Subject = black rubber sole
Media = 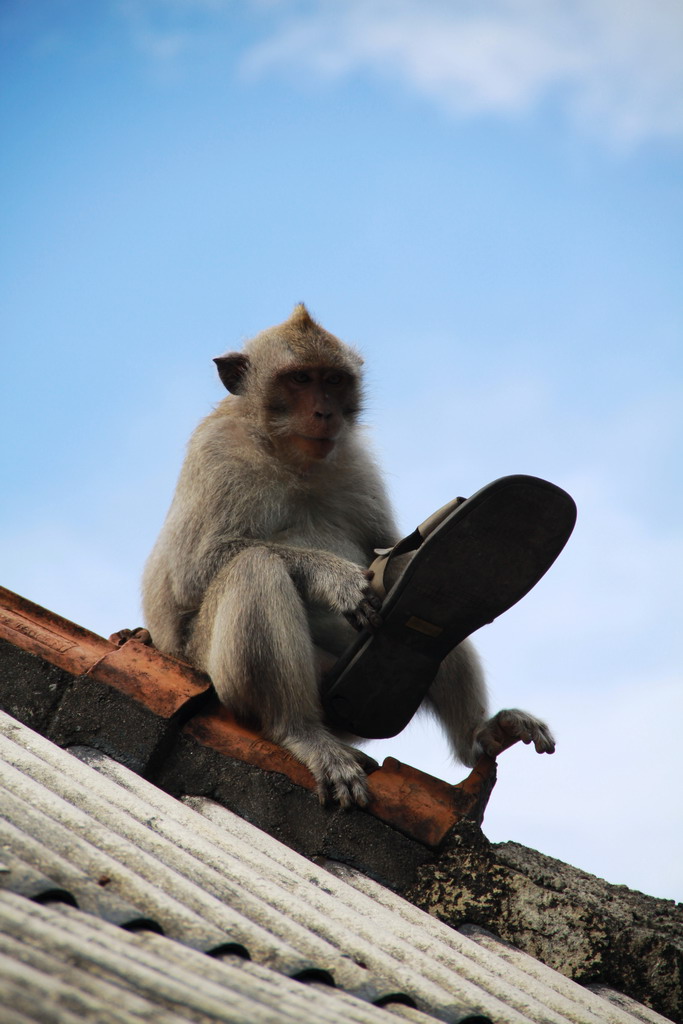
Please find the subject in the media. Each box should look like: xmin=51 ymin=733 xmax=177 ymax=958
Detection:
xmin=321 ymin=474 xmax=577 ymax=739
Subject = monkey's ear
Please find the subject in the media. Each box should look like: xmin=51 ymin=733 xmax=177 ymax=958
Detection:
xmin=214 ymin=352 xmax=250 ymax=394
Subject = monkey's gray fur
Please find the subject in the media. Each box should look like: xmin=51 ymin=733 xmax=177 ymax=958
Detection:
xmin=143 ymin=305 xmax=554 ymax=806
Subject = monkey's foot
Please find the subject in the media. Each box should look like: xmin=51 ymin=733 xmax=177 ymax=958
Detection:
xmin=321 ymin=475 xmax=576 ymax=739
xmin=343 ymin=744 xmax=380 ymax=774
xmin=108 ymin=627 xmax=153 ymax=647
xmin=476 ymin=709 xmax=556 ymax=758
xmin=283 ymin=732 xmax=370 ymax=808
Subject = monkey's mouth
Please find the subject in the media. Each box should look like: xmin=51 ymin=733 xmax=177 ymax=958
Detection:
xmin=294 ymin=436 xmax=337 ymax=458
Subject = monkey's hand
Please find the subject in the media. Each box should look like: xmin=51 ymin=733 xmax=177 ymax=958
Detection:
xmin=344 ymin=573 xmax=383 ymax=632
xmin=475 ymin=709 xmax=556 ymax=757
xmin=304 ymin=556 xmax=382 ymax=631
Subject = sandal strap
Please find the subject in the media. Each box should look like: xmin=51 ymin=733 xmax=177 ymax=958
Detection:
xmin=416 ymin=496 xmax=466 ymax=540
xmin=368 ymin=497 xmax=466 ymax=599
xmin=368 ymin=529 xmax=421 ymax=598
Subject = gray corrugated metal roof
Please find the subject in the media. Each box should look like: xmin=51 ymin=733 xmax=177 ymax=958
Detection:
xmin=186 ymin=799 xmax=674 ymax=1024
xmin=0 ymin=711 xmax=674 ymax=1024
xmin=0 ymin=892 xmax=433 ymax=1024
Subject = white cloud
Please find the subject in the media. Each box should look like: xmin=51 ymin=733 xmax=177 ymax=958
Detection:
xmin=243 ymin=0 xmax=683 ymax=144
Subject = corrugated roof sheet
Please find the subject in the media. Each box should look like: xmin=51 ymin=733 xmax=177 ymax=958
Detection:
xmin=0 ymin=711 xmax=674 ymax=1024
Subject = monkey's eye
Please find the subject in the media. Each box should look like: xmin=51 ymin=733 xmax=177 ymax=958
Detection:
xmin=290 ymin=371 xmax=312 ymax=384
xmin=325 ymin=373 xmax=346 ymax=387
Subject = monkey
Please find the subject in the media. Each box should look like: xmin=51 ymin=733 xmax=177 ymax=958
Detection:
xmin=142 ymin=305 xmax=554 ymax=807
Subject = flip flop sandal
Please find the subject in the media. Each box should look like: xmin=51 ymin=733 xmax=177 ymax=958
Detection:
xmin=321 ymin=474 xmax=577 ymax=739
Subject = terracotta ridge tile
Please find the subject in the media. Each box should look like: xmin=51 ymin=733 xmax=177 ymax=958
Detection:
xmin=0 ymin=587 xmax=210 ymax=718
xmin=0 ymin=586 xmax=498 ymax=846
xmin=183 ymin=702 xmax=497 ymax=847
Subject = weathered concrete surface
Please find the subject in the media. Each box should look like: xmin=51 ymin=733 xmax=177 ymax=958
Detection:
xmin=404 ymin=819 xmax=683 ymax=1023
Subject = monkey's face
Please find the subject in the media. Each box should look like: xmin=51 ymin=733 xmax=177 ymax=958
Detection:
xmin=270 ymin=367 xmax=358 ymax=464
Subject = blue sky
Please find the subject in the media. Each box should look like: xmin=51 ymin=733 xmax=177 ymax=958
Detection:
xmin=2 ymin=0 xmax=682 ymax=902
